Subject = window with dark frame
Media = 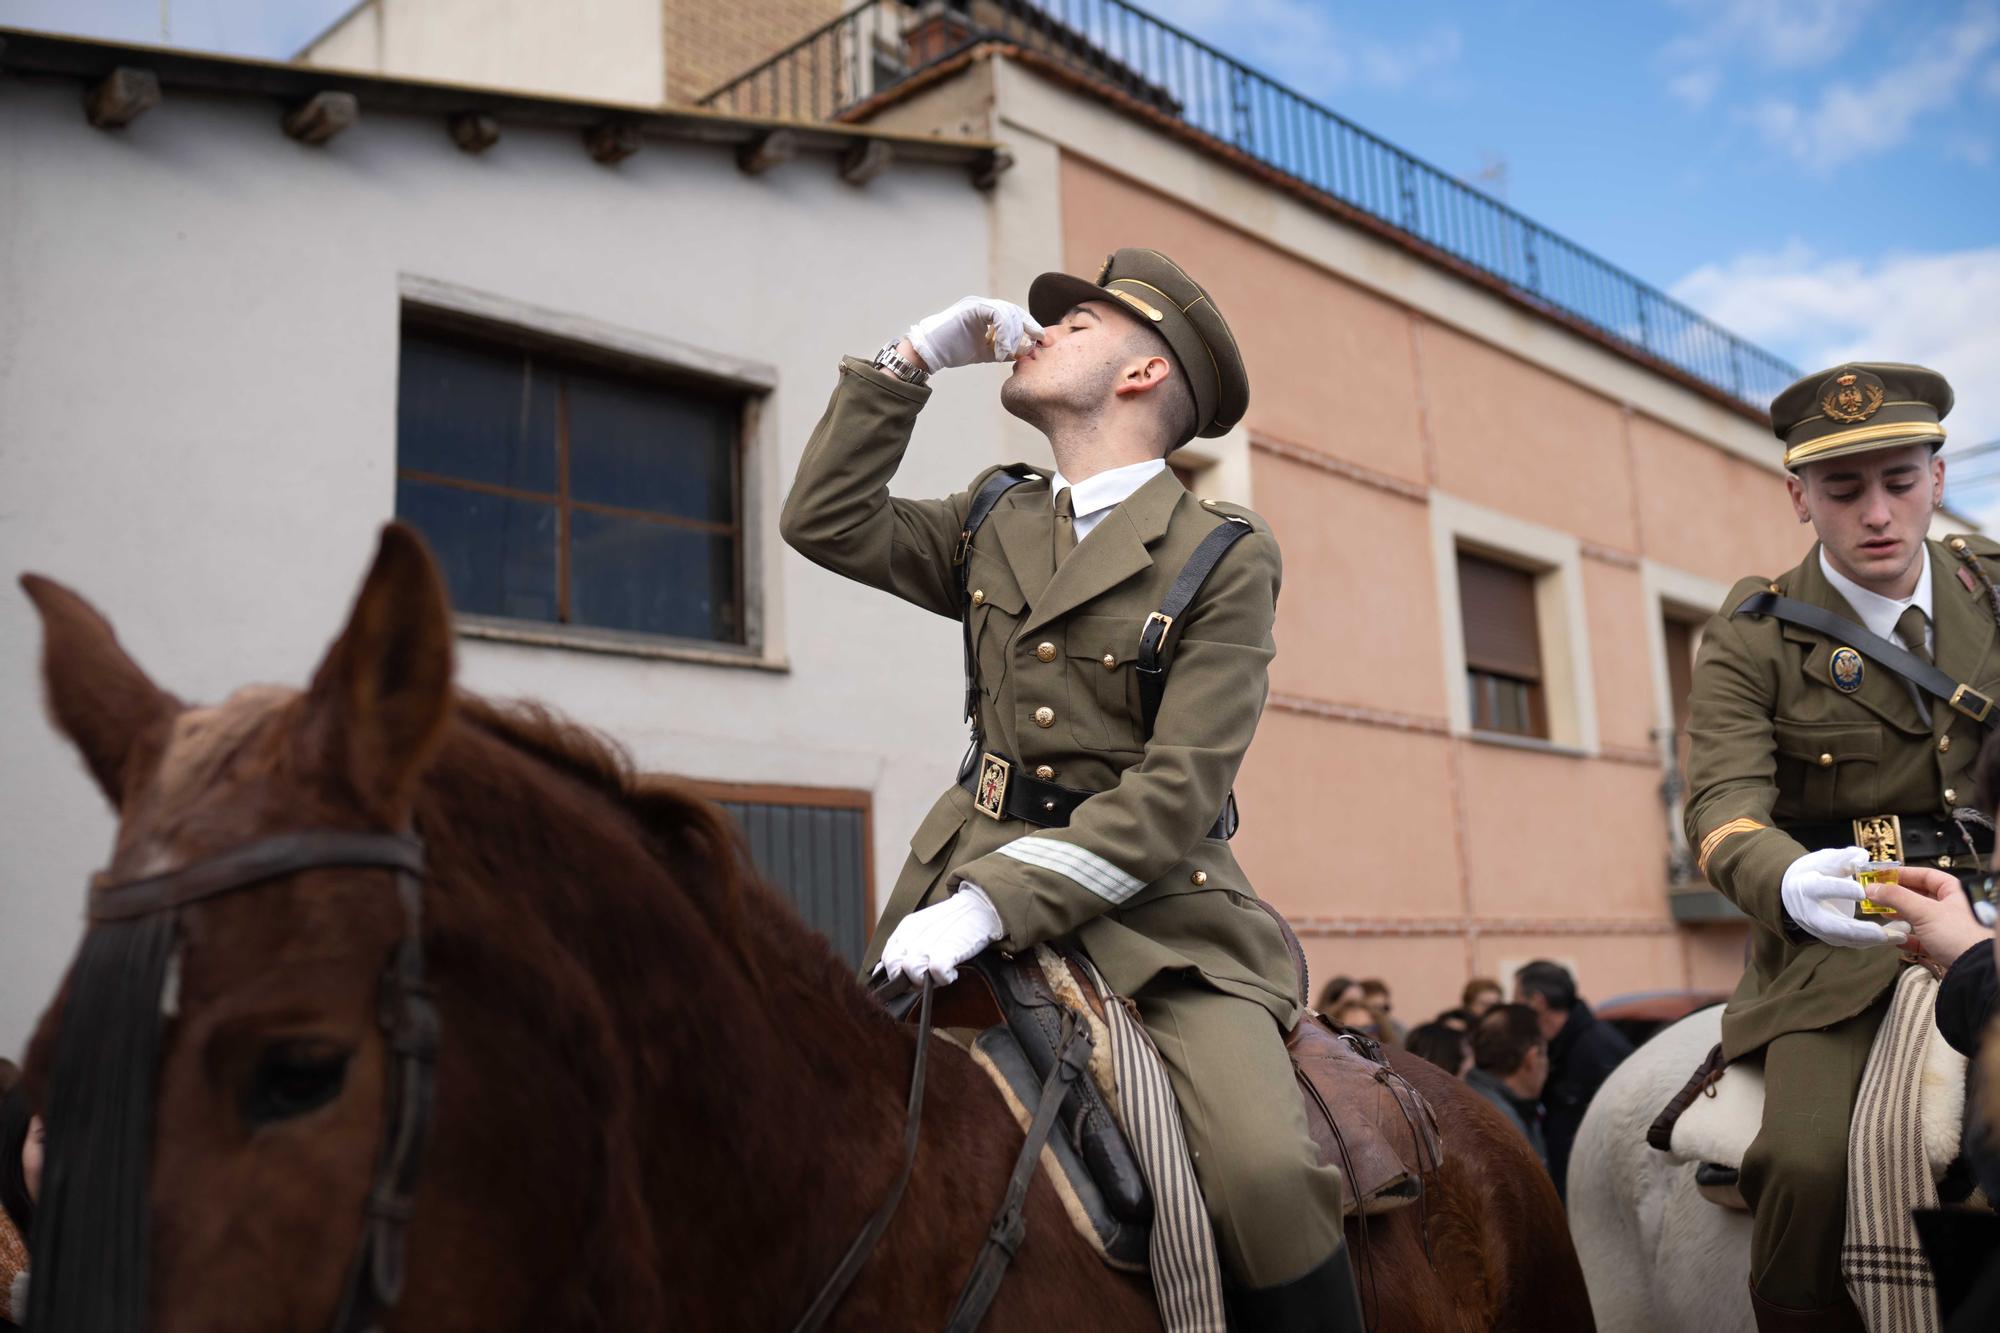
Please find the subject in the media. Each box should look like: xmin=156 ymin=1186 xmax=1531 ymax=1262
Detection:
xmin=1458 ymin=551 xmax=1548 ymax=739
xmin=394 ymin=321 xmax=747 ymax=646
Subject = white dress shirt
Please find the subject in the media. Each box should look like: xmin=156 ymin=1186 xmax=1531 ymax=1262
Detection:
xmin=1819 ymin=546 xmax=1933 ymax=655
xmin=1050 ymin=458 xmax=1169 ymax=543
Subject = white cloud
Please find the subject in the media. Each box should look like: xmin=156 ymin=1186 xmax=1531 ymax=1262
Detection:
xmin=1747 ymin=3 xmax=2000 ymax=159
xmin=1668 ymin=66 xmax=1725 ymax=107
xmin=1141 ymin=0 xmax=1462 ymax=94
xmin=1664 ymin=0 xmax=1881 ymax=71
xmin=1671 ymin=243 xmax=2000 ymax=513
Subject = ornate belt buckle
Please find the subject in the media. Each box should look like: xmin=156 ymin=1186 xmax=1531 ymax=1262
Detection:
xmin=1853 ymin=814 xmax=1904 ymax=863
xmin=973 ymin=752 xmax=1011 ymax=820
xmin=1949 ymin=683 xmax=1993 ymax=722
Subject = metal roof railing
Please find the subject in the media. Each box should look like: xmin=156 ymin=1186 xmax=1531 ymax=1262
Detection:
xmin=701 ymin=0 xmax=1797 ymax=413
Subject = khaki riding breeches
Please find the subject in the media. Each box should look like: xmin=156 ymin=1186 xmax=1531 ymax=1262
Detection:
xmin=1738 ymin=999 xmax=1888 ymax=1310
xmin=1133 ymin=980 xmax=1348 ymax=1290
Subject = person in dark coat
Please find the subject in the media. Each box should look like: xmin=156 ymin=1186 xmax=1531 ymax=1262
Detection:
xmin=1464 ymin=1003 xmax=1551 ymax=1172
xmin=1514 ymin=959 xmax=1632 ymax=1201
xmin=1864 ymin=855 xmax=1998 ymax=1332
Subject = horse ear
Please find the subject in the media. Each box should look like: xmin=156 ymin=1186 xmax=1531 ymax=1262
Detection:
xmin=19 ymin=574 xmax=177 ymax=807
xmin=305 ymin=523 xmax=455 ymax=813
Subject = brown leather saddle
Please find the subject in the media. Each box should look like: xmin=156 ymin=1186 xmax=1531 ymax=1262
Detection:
xmin=899 ymin=902 xmax=1444 ymax=1261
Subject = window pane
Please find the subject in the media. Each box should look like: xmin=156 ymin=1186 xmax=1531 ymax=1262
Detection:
xmin=397 ymin=332 xmax=557 ymax=494
xmin=569 ymin=510 xmax=738 ymax=641
xmin=566 ymin=366 xmax=736 ymax=522
xmin=396 ymin=479 xmax=558 ymax=622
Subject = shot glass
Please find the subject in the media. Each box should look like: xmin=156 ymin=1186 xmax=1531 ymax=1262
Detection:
xmin=1855 ymin=860 xmax=1901 ymax=917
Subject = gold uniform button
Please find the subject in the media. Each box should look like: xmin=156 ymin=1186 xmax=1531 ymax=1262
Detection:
xmin=1035 ymin=642 xmax=1057 ymax=662
xmin=1101 ymin=653 xmax=1117 ymax=670
xmin=1939 ymin=736 xmax=1952 ymax=753
xmin=1190 ymin=870 xmax=1208 ymax=886
xmin=1034 ymin=764 xmax=1055 ymax=780
xmin=1950 ymin=537 xmax=1968 ymax=551
xmin=1945 ymin=788 xmax=1957 ymax=803
xmin=1200 ymin=498 xmax=1218 ymax=509
xmin=1939 ymin=854 xmax=1954 ymax=869
xmin=1818 ymin=753 xmax=1833 ymax=768
xmin=971 ymin=589 xmax=986 ymax=606
xmin=1034 ymin=706 xmax=1056 ymax=728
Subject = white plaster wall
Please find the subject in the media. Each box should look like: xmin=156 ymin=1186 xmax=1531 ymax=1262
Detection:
xmin=0 ymin=79 xmax=1004 ymax=1048
xmin=302 ymin=0 xmax=666 ymax=106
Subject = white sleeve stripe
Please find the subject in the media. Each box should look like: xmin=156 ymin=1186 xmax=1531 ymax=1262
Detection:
xmin=996 ymin=836 xmax=1147 ymax=904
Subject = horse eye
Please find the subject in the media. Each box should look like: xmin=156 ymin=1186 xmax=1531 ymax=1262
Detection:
xmin=244 ymin=1042 xmax=351 ymax=1127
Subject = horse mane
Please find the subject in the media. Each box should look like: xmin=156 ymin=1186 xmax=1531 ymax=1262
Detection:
xmin=441 ymin=695 xmax=887 ymax=1034
xmin=453 ymin=697 xmax=755 ymax=959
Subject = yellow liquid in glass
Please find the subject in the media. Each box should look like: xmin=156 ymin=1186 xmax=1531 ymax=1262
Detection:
xmin=1856 ymin=865 xmax=1899 ymax=917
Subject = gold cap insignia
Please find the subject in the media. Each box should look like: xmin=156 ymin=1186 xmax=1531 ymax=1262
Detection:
xmin=1107 ymin=286 xmax=1165 ymax=321
xmin=1095 ymin=253 xmax=1116 ymax=284
xmin=1820 ymin=369 xmax=1886 ymax=424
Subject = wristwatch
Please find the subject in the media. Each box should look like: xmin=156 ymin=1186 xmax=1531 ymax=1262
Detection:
xmin=873 ymin=339 xmax=931 ymax=386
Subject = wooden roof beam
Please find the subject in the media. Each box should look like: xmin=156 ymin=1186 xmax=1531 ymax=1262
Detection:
xmin=737 ymin=127 xmax=797 ymax=176
xmin=840 ymin=138 xmax=892 ymax=186
xmin=585 ymin=119 xmax=640 ymax=165
xmin=284 ymin=91 xmax=357 ymax=145
xmin=85 ymin=66 xmax=159 ymax=129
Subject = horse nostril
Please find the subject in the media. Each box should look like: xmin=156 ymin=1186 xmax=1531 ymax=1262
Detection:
xmin=244 ymin=1042 xmax=352 ymax=1127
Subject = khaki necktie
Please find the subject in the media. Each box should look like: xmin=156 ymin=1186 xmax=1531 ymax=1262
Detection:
xmin=1896 ymin=604 xmax=1931 ymax=664
xmin=1054 ymin=487 xmax=1076 ymax=561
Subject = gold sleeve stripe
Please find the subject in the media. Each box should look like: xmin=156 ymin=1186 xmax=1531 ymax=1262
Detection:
xmin=1697 ymin=818 xmax=1768 ymax=874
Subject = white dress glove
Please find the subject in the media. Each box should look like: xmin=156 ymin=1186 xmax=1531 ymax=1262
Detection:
xmin=876 ymin=884 xmax=1005 ymax=985
xmin=906 ymin=297 xmax=1046 ymax=371
xmin=1780 ymin=845 xmax=1909 ymax=948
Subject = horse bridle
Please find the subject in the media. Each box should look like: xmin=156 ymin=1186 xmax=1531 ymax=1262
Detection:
xmin=87 ymin=829 xmax=437 ymax=1333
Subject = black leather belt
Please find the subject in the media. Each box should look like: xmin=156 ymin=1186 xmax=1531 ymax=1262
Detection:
xmin=959 ymin=750 xmax=1237 ymax=841
xmin=1782 ymin=813 xmax=1992 ymax=862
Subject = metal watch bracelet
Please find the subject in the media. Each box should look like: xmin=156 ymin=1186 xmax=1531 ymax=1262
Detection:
xmin=873 ymin=339 xmax=930 ymax=386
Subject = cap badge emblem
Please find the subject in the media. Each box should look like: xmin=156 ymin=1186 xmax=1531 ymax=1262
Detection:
xmin=1095 ymin=253 xmax=1116 ymax=284
xmin=1820 ymin=370 xmax=1885 ymax=424
xmin=1830 ymin=646 xmax=1865 ymax=693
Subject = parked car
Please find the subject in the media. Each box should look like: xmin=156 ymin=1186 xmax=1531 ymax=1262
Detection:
xmin=1593 ymin=989 xmax=1728 ymax=1048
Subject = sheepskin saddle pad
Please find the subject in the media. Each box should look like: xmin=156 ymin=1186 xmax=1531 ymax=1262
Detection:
xmin=1646 ymin=969 xmax=1968 ymax=1212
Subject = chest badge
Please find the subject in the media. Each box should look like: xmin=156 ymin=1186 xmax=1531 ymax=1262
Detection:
xmin=1830 ymin=646 xmax=1865 ymax=693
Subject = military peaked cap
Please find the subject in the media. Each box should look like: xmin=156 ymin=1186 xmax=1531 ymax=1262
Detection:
xmin=1771 ymin=361 xmax=1954 ymax=471
xmin=1028 ymin=247 xmax=1249 ymax=439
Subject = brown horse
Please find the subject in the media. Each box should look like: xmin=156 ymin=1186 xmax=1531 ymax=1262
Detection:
xmin=17 ymin=524 xmax=1592 ymax=1332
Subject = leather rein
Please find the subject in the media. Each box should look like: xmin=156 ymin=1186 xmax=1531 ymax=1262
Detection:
xmin=87 ymin=830 xmax=438 ymax=1333
xmin=790 ymin=977 xmax=1089 ymax=1333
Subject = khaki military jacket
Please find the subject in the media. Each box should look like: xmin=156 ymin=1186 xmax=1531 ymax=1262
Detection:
xmin=1685 ymin=536 xmax=2000 ymax=1059
xmin=780 ymin=356 xmax=1299 ymax=1026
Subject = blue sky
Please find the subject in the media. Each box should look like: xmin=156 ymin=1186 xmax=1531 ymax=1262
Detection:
xmin=7 ymin=0 xmax=1996 ymax=482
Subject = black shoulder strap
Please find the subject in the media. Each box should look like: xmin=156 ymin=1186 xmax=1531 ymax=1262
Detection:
xmin=1136 ymin=515 xmax=1255 ymax=738
xmin=1732 ymin=590 xmax=1995 ymax=725
xmin=957 ymin=466 xmax=1039 ymax=726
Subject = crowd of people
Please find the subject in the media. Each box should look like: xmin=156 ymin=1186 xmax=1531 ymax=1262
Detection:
xmin=1315 ymin=961 xmax=1633 ymax=1198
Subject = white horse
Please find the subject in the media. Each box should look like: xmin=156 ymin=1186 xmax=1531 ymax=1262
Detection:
xmin=1566 ymin=1005 xmax=1755 ymax=1333
xmin=1569 ymin=998 xmax=1966 ymax=1333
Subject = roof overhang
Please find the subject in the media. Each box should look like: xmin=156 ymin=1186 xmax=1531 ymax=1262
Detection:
xmin=0 ymin=26 xmax=1009 ymax=184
